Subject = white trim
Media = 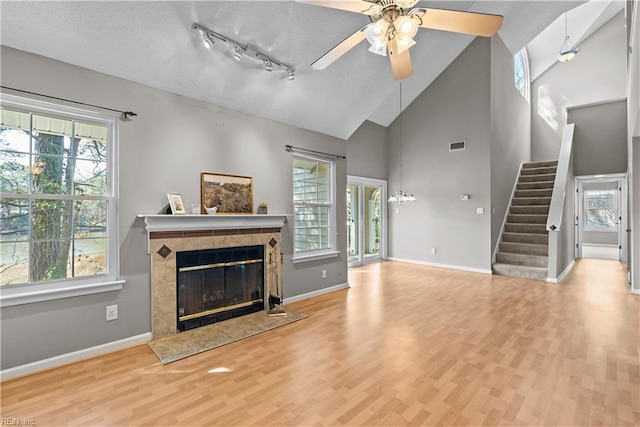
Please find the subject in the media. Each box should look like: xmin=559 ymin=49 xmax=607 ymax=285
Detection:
xmin=347 ymin=175 xmax=388 ymax=266
xmin=283 ymin=282 xmax=349 ymax=304
xmin=565 ymin=97 xmax=627 ymax=113
xmin=0 ymin=333 xmax=151 ymax=381
xmin=0 ymin=279 xmax=125 ymax=308
xmin=291 ymin=250 xmax=340 ymax=264
xmin=546 ymin=259 xmax=575 ymax=284
xmin=138 ymin=214 xmax=287 ymax=232
xmin=631 ymin=289 xmax=640 ymax=296
xmin=387 ymin=257 xmax=492 ymax=275
xmin=493 ymin=162 xmax=524 ymax=264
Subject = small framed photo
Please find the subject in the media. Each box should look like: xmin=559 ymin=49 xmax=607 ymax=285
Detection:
xmin=167 ymin=193 xmax=186 ymax=215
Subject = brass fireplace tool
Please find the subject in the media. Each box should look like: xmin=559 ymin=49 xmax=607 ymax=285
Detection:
xmin=267 ymin=247 xmax=286 ymax=317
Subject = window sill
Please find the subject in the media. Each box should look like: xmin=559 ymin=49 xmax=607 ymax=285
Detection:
xmin=0 ymin=279 xmax=125 ymax=307
xmin=291 ymin=250 xmax=340 ymax=264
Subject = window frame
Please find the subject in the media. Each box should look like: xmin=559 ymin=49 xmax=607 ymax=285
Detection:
xmin=291 ymin=152 xmax=339 ymax=264
xmin=514 ymin=48 xmax=530 ymax=102
xmin=583 ymin=189 xmax=618 ymax=232
xmin=0 ymin=94 xmax=123 ymax=307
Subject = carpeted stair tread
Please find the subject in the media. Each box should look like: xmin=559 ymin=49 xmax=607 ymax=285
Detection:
xmin=507 ymin=214 xmax=547 ymax=224
xmin=517 ymin=181 xmax=555 ymax=190
xmin=510 ymin=205 xmax=550 ymax=215
xmin=499 ymin=242 xmax=548 ymax=256
xmin=496 ymin=252 xmax=548 ymax=268
xmin=520 ymin=166 xmax=557 ymax=175
xmin=512 ymin=197 xmax=552 ymax=206
xmin=492 ymin=263 xmax=548 ymax=281
xmin=523 ymin=160 xmax=558 ymax=168
xmin=505 ymin=223 xmax=547 ymax=234
xmin=519 ymin=173 xmax=556 ymax=183
xmin=502 ymin=232 xmax=549 ymax=245
xmin=515 ymin=189 xmax=553 ymax=198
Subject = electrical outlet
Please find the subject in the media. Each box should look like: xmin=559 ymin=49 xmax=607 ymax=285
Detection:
xmin=322 ymin=269 xmax=327 ymax=279
xmin=106 ymin=304 xmax=118 ymax=321
xmin=431 ymin=248 xmax=437 ymax=255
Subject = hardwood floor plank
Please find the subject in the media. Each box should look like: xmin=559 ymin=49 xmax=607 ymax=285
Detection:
xmin=1 ymin=259 xmax=638 ymax=426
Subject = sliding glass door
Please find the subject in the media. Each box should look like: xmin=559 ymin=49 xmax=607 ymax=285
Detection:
xmin=347 ymin=176 xmax=387 ymax=266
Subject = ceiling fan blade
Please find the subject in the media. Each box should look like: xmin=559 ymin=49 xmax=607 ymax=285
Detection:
xmin=311 ymin=26 xmax=367 ymax=70
xmin=387 ymin=38 xmax=413 ymax=80
xmin=296 ymin=0 xmax=378 ymax=15
xmin=416 ymin=8 xmax=503 ymax=37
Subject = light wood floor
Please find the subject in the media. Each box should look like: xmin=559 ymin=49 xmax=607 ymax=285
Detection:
xmin=1 ymin=259 xmax=638 ymax=426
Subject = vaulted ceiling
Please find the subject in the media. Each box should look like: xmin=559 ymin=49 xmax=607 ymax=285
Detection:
xmin=1 ymin=1 xmax=604 ymax=139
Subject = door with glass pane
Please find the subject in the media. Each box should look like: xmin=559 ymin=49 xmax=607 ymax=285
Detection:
xmin=347 ymin=176 xmax=386 ymax=266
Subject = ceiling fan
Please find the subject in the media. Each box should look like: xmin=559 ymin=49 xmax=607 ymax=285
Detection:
xmin=297 ymin=0 xmax=504 ymax=80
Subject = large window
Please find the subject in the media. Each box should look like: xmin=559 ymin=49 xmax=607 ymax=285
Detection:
xmin=0 ymin=96 xmax=118 ymax=294
xmin=514 ymin=48 xmax=530 ymax=102
xmin=292 ymin=154 xmax=336 ymax=261
xmin=584 ymin=189 xmax=618 ymax=231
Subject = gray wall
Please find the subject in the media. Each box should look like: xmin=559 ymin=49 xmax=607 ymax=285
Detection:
xmin=346 ymin=120 xmax=388 ymax=179
xmin=531 ymin=12 xmax=627 ymax=162
xmin=568 ymin=100 xmax=628 ymax=176
xmin=490 ymin=35 xmax=532 ymax=254
xmin=0 ymin=45 xmax=367 ymax=369
xmin=387 ymin=37 xmax=492 ymax=271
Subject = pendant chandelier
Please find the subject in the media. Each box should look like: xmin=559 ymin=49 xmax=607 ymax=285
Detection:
xmin=388 ymin=83 xmax=416 ymax=205
xmin=557 ymin=12 xmax=579 ymax=63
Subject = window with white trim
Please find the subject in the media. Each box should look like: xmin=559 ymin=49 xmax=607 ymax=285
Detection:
xmin=584 ymin=189 xmax=617 ymax=231
xmin=292 ymin=154 xmax=336 ymax=259
xmin=0 ymin=97 xmax=118 ymax=290
xmin=514 ymin=48 xmax=530 ymax=102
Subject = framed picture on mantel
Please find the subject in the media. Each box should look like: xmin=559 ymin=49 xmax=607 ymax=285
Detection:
xmin=167 ymin=193 xmax=186 ymax=215
xmin=200 ymin=172 xmax=254 ymax=214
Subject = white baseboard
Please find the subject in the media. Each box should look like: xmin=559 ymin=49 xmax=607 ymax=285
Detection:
xmin=284 ymin=282 xmax=350 ymax=304
xmin=387 ymin=257 xmax=492 ymax=275
xmin=631 ymin=288 xmax=640 ymax=296
xmin=546 ymin=259 xmax=576 ymax=284
xmin=0 ymin=333 xmax=152 ymax=381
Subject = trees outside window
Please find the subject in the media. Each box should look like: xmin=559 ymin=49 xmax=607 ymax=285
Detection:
xmin=1 ymin=104 xmax=114 ymax=287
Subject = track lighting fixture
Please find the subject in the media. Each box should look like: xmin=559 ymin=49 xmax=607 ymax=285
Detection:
xmin=193 ymin=23 xmax=296 ymax=81
xmin=233 ymin=45 xmax=244 ymax=61
xmin=202 ymin=34 xmax=214 ymax=49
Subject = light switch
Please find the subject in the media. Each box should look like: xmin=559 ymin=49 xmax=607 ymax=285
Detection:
xmin=477 ymin=208 xmax=484 ymax=214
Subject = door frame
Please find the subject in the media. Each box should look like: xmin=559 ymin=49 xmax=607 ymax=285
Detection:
xmin=575 ymin=173 xmax=628 ymax=261
xmin=347 ymin=175 xmax=387 ymax=267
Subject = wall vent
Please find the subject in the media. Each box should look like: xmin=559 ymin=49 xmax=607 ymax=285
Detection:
xmin=449 ymin=140 xmax=466 ymax=152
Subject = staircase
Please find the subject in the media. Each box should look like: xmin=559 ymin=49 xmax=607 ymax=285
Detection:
xmin=492 ymin=160 xmax=558 ymax=281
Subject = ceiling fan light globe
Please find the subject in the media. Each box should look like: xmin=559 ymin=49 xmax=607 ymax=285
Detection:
xmin=395 ymin=36 xmax=416 ymax=54
xmin=396 ymin=16 xmax=419 ymax=39
xmin=366 ymin=20 xmax=389 ymax=46
xmin=368 ymin=44 xmax=387 ymax=56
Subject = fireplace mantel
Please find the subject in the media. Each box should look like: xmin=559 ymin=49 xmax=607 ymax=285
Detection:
xmin=137 ymin=214 xmax=287 ymax=232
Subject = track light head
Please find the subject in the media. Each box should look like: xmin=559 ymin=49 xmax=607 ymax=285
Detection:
xmin=233 ymin=45 xmax=244 ymax=61
xmin=287 ymin=69 xmax=295 ymax=80
xmin=264 ymin=59 xmax=274 ymax=72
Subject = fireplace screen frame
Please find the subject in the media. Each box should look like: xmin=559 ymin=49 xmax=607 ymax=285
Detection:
xmin=176 ymin=245 xmax=265 ymax=331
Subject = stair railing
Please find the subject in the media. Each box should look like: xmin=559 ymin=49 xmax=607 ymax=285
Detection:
xmin=546 ymin=124 xmax=575 ymax=232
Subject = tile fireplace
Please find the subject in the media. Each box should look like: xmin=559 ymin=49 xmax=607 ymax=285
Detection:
xmin=139 ymin=214 xmax=287 ymax=339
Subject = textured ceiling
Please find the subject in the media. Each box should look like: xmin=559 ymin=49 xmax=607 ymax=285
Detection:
xmin=0 ymin=1 xmax=590 ymax=139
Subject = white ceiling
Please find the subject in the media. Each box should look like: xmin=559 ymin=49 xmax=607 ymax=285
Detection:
xmin=1 ymin=0 xmax=605 ymax=140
